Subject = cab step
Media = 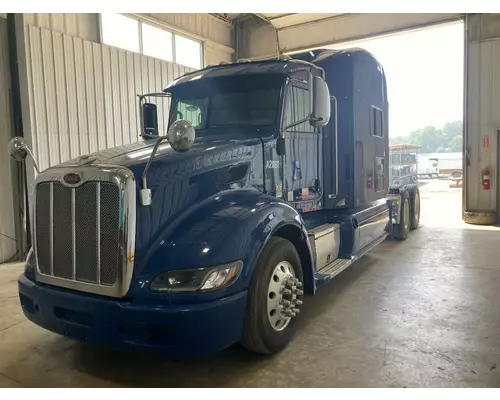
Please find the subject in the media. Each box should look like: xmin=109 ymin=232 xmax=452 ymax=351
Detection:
xmin=316 ymin=257 xmax=354 ymax=280
xmin=313 ymin=232 xmax=388 ymax=287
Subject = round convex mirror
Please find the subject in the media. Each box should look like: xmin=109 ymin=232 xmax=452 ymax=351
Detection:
xmin=167 ymin=120 xmax=195 ymax=152
xmin=8 ymin=137 xmax=28 ymax=161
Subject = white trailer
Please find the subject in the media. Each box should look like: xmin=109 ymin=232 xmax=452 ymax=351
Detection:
xmin=418 ymin=156 xmax=439 ymax=179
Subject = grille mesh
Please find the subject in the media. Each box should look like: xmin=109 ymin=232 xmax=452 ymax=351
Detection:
xmin=53 ymin=184 xmax=73 ymax=279
xmin=35 ymin=184 xmax=51 ymax=275
xmin=99 ymin=184 xmax=120 ymax=285
xmin=75 ymin=183 xmax=99 ymax=283
xmin=35 ymin=180 xmax=121 ymax=287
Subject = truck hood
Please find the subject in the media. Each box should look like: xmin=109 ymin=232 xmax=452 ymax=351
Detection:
xmin=53 ymin=136 xmax=266 ymax=257
xmin=56 ymin=137 xmax=257 ymax=169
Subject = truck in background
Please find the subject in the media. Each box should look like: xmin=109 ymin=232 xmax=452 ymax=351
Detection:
xmin=418 ymin=155 xmax=439 ymax=179
xmin=9 ymin=48 xmax=421 ymax=357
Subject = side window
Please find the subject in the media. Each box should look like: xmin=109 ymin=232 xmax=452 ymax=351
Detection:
xmin=371 ymin=106 xmax=384 ymax=138
xmin=283 ymin=86 xmax=314 ymax=133
xmin=375 ymin=157 xmax=385 ymax=192
xmin=173 ymin=99 xmax=207 ymax=130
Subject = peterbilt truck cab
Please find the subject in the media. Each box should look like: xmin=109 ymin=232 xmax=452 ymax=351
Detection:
xmin=10 ymin=48 xmax=420 ymax=357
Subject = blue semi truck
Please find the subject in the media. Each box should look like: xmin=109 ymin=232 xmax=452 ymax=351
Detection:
xmin=9 ymin=48 xmax=420 ymax=356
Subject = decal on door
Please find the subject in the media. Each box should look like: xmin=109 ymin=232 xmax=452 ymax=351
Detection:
xmin=266 ymin=160 xmax=280 ymax=169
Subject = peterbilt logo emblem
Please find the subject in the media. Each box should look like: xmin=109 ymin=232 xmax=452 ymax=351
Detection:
xmin=63 ymin=173 xmax=81 ymax=185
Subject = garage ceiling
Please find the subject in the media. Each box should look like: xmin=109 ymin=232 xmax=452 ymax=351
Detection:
xmin=226 ymin=13 xmax=347 ymax=30
xmin=233 ymin=13 xmax=464 ymax=60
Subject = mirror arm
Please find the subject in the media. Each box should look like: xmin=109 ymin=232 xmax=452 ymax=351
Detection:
xmin=140 ymin=136 xmax=168 ymax=206
xmin=277 ymin=115 xmax=312 ymax=156
xmin=310 ymin=116 xmax=324 ymax=124
xmin=24 ymin=146 xmax=40 ymax=174
xmin=281 ymin=115 xmax=313 ymax=137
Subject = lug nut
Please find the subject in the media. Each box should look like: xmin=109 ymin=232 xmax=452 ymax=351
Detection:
xmin=296 ymin=299 xmax=303 ymax=306
xmin=292 ymin=308 xmax=300 ymax=314
xmin=281 ymin=288 xmax=292 ymax=295
xmin=295 ymin=289 xmax=304 ymax=296
xmin=280 ymin=299 xmax=291 ymax=306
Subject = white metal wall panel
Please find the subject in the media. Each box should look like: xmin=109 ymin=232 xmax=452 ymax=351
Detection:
xmin=25 ymin=24 xmax=195 ymax=172
xmin=466 ymin=39 xmax=500 ymax=212
xmin=205 ymin=42 xmax=233 ymax=65
xmin=142 ymin=13 xmax=232 ymax=48
xmin=0 ymin=18 xmax=18 ymax=263
xmin=23 ymin=13 xmax=99 ymax=42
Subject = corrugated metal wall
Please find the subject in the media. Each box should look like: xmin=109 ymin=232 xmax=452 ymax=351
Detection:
xmin=143 ymin=13 xmax=232 ymax=49
xmin=205 ymin=42 xmax=233 ymax=65
xmin=464 ymin=15 xmax=500 ymax=219
xmin=466 ymin=38 xmax=500 ymax=213
xmin=25 ymin=24 xmax=194 ymax=172
xmin=23 ymin=13 xmax=99 ymax=42
xmin=0 ymin=18 xmax=18 ymax=263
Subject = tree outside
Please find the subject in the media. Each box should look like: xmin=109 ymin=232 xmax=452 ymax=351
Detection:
xmin=390 ymin=120 xmax=462 ymax=154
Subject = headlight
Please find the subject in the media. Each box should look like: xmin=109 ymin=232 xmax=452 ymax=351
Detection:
xmin=150 ymin=261 xmax=243 ymax=293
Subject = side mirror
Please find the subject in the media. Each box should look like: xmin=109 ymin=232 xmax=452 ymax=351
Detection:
xmin=276 ymin=136 xmax=286 ymax=156
xmin=167 ymin=119 xmax=195 ymax=153
xmin=8 ymin=137 xmax=28 ymax=161
xmin=311 ymin=76 xmax=331 ymax=128
xmin=8 ymin=136 xmax=40 ymax=173
xmin=142 ymin=103 xmax=159 ymax=137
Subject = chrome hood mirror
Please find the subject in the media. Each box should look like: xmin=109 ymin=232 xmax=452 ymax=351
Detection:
xmin=8 ymin=136 xmax=40 ymax=173
xmin=167 ymin=119 xmax=195 ymax=152
xmin=8 ymin=137 xmax=28 ymax=161
xmin=140 ymin=119 xmax=195 ymax=207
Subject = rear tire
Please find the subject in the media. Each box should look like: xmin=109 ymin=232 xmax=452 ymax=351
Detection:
xmin=240 ymin=237 xmax=304 ymax=355
xmin=407 ymin=185 xmax=420 ymax=230
xmin=393 ymin=190 xmax=410 ymax=240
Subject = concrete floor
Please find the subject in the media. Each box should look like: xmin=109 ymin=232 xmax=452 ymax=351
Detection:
xmin=1 ymin=180 xmax=500 ymax=387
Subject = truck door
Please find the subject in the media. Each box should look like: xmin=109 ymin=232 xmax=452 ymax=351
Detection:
xmin=282 ymin=71 xmax=322 ymax=209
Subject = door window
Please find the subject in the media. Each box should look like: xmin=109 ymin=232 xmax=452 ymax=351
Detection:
xmin=283 ymin=85 xmax=314 ymax=133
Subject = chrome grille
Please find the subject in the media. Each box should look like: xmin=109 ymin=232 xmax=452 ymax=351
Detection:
xmin=35 ymin=181 xmax=121 ymax=287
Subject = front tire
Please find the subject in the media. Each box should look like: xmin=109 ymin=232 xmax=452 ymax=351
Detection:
xmin=240 ymin=237 xmax=304 ymax=355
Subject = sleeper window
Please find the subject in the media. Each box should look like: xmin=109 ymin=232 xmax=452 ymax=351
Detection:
xmin=371 ymin=106 xmax=384 ymax=138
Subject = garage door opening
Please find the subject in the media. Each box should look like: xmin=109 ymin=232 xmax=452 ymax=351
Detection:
xmin=331 ymin=22 xmax=465 ymax=228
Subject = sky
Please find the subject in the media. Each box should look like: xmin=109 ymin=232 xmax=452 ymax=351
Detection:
xmin=331 ymin=22 xmax=464 ymax=138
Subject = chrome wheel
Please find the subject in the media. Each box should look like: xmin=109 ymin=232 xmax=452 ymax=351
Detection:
xmin=267 ymin=261 xmax=303 ymax=332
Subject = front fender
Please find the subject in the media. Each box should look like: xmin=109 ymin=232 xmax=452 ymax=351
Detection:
xmin=130 ymin=189 xmax=313 ymax=300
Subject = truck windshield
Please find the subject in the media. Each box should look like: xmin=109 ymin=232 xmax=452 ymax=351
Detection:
xmin=167 ymin=74 xmax=284 ymax=134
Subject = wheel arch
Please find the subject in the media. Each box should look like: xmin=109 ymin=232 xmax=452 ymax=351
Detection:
xmin=271 ymin=224 xmax=315 ymax=295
